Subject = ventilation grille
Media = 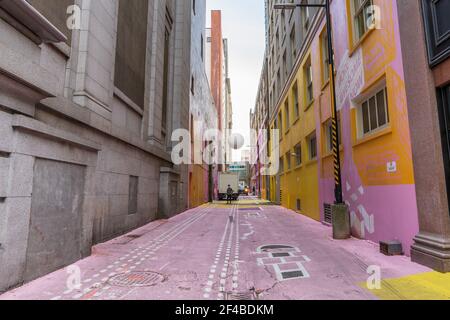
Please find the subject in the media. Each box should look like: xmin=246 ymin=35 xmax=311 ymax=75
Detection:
xmin=225 ymin=291 xmax=258 ymax=300
xmin=324 ymin=203 xmax=332 ymax=224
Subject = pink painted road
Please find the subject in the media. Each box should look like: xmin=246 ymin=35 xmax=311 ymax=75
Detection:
xmin=0 ymin=198 xmax=429 ymax=300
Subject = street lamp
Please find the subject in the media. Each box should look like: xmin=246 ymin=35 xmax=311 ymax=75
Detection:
xmin=274 ymin=0 xmax=343 ymax=205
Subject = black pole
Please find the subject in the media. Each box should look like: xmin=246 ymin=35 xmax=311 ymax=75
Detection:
xmin=325 ymin=0 xmax=343 ymax=204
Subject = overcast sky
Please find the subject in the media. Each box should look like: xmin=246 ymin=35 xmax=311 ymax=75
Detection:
xmin=206 ymin=0 xmax=266 ymax=161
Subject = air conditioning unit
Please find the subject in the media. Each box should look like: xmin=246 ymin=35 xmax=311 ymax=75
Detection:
xmin=380 ymin=241 xmax=403 ymax=256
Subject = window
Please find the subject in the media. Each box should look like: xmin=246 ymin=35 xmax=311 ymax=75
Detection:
xmin=190 ymin=115 xmax=195 ymax=144
xmin=321 ymin=30 xmax=330 ymax=84
xmin=359 ymin=87 xmax=389 ymax=137
xmin=193 ymin=0 xmax=196 ymax=15
xmin=290 ymin=27 xmax=297 ymax=59
xmin=301 ymin=0 xmax=310 ymax=33
xmin=271 ymin=47 xmax=275 ymax=73
xmin=191 ymin=76 xmax=195 ymax=95
xmin=278 ymin=112 xmax=283 ymax=137
xmin=128 ymin=176 xmax=139 ymax=215
xmin=279 ymin=156 xmax=284 ymax=173
xmin=293 ymin=82 xmax=299 ymax=119
xmin=286 ymin=152 xmax=292 ymax=170
xmin=284 ymin=100 xmax=290 ymax=130
xmin=276 ymin=30 xmax=280 ymax=49
xmin=294 ymin=143 xmax=302 ymax=166
xmin=162 ymin=27 xmax=171 ymax=139
xmin=304 ymin=58 xmax=313 ymax=105
xmin=115 ymin=0 xmax=149 ymax=108
xmin=201 ymin=34 xmax=204 ymax=61
xmin=277 ymin=70 xmax=281 ymax=97
xmin=437 ymin=85 xmax=450 ymax=214
xmin=308 ymin=133 xmax=317 ymax=160
xmin=352 ymin=0 xmax=374 ymax=43
xmin=422 ymin=0 xmax=450 ymax=66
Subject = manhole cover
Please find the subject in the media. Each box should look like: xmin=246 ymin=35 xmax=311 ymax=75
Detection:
xmin=108 ymin=271 xmax=165 ymax=287
xmin=225 ymin=291 xmax=258 ymax=300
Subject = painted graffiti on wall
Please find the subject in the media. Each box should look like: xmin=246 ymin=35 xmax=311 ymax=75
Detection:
xmin=336 ymin=48 xmax=364 ymax=111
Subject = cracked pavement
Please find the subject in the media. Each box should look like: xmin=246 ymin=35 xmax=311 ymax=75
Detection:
xmin=0 ymin=198 xmax=430 ymax=300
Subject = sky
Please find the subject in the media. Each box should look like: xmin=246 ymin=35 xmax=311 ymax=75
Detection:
xmin=206 ymin=0 xmax=266 ymax=161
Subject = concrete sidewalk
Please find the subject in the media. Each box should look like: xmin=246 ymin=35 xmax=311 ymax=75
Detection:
xmin=1 ymin=200 xmax=448 ymax=300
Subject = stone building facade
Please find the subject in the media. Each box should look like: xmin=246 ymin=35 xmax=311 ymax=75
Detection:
xmin=189 ymin=0 xmax=218 ymax=207
xmin=0 ymin=0 xmax=193 ymax=291
xmin=206 ymin=11 xmax=232 ymax=172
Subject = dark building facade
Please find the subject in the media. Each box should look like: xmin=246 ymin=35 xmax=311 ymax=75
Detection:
xmin=398 ymin=0 xmax=450 ymax=272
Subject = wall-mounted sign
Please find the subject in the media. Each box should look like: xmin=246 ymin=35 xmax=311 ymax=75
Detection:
xmin=387 ymin=161 xmax=397 ymax=173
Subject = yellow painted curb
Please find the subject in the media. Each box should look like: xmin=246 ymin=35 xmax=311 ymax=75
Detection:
xmin=361 ymin=272 xmax=450 ymax=300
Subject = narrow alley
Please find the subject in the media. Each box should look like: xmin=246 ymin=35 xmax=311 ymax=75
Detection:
xmin=2 ymin=198 xmax=447 ymax=301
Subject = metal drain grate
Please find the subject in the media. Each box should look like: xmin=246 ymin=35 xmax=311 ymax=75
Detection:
xmin=108 ymin=271 xmax=165 ymax=287
xmin=272 ymin=252 xmax=290 ymax=258
xmin=225 ymin=291 xmax=258 ymax=300
xmin=281 ymin=271 xmax=305 ymax=279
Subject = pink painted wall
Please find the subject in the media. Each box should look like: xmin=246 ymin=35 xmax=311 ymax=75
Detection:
xmin=318 ymin=0 xmax=419 ymax=255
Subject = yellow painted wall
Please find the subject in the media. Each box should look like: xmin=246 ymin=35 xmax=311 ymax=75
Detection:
xmin=340 ymin=0 xmax=415 ymax=187
xmin=189 ymin=164 xmax=208 ymax=208
xmin=261 ymin=177 xmax=268 ymax=201
xmin=270 ymin=46 xmax=321 ymax=222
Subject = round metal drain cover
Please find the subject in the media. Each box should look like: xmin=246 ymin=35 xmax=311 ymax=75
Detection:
xmin=108 ymin=271 xmax=165 ymax=287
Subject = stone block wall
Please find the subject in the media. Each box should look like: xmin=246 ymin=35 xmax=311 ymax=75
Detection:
xmin=0 ymin=0 xmax=192 ymax=291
